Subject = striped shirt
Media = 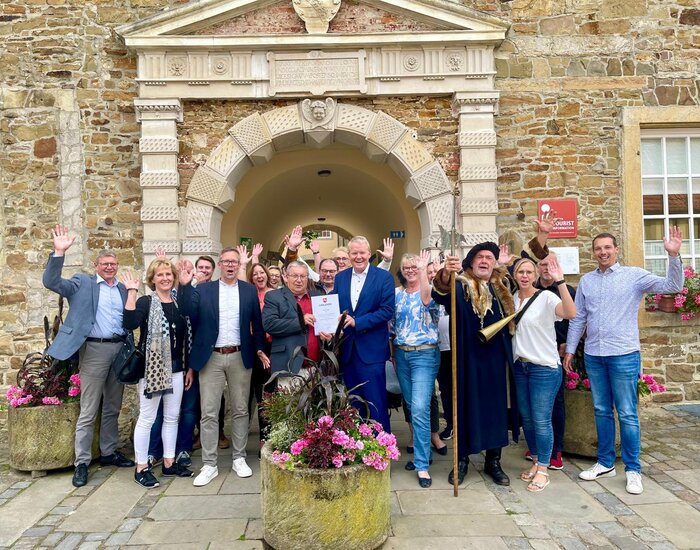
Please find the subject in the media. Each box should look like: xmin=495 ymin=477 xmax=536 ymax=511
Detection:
xmin=566 ymin=256 xmax=683 ymax=357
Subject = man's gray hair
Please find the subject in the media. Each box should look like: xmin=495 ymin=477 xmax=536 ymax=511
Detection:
xmin=95 ymin=250 xmax=117 ymax=263
xmin=286 ymin=260 xmax=309 ymax=272
xmin=348 ymin=236 xmax=371 ymax=251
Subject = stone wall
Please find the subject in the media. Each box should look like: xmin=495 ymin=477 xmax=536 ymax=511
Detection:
xmin=2 ymin=0 xmax=700 ymax=456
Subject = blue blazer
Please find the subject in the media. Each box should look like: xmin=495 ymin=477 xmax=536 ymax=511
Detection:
xmin=180 ymin=279 xmax=265 ymax=372
xmin=332 ymin=265 xmax=395 ymax=365
xmin=42 ymin=254 xmax=127 ymax=361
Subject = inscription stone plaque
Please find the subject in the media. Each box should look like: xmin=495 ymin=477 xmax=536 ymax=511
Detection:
xmin=268 ymin=50 xmax=367 ymax=96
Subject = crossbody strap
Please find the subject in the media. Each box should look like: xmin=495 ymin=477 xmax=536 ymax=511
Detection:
xmin=513 ymin=290 xmax=542 ymax=326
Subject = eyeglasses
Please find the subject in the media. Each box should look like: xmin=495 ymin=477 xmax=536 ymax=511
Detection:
xmin=333 ymin=257 xmax=349 ymax=262
xmin=98 ymin=263 xmax=118 ymax=268
xmin=288 ymin=274 xmax=308 ymax=280
xmin=220 ymin=260 xmax=240 ymax=266
xmin=402 ymin=266 xmax=418 ymax=272
xmin=320 ymin=269 xmax=337 ymax=275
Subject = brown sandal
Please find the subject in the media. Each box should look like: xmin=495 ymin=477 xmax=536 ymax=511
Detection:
xmin=520 ymin=462 xmax=538 ymax=481
xmin=527 ymin=470 xmax=550 ymax=492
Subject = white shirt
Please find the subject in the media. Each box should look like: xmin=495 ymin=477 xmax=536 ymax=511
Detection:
xmin=512 ymin=291 xmax=562 ymax=368
xmin=437 ymin=308 xmax=450 ymax=351
xmin=215 ymin=280 xmax=241 ymax=347
xmin=350 ymin=263 xmax=370 ymax=310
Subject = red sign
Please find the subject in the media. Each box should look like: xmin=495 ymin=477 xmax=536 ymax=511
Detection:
xmin=537 ymin=199 xmax=578 ymax=238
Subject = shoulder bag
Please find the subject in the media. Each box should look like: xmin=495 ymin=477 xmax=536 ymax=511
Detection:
xmin=111 ymin=331 xmax=145 ymax=385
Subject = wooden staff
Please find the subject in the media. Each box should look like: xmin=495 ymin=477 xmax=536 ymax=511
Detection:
xmin=450 ymin=185 xmax=459 ymax=497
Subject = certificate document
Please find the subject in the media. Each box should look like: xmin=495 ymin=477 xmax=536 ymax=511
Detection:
xmin=312 ymin=294 xmax=340 ymax=333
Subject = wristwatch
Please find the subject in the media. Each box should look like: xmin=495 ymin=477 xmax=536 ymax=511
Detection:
xmin=555 ymin=279 xmax=566 ymax=286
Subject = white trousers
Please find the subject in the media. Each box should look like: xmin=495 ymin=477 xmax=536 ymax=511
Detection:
xmin=134 ymin=372 xmax=184 ymax=465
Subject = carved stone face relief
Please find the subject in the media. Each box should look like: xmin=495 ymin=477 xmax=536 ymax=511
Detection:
xmin=301 ymin=97 xmax=336 ymax=130
xmin=292 ymin=0 xmax=342 ymax=34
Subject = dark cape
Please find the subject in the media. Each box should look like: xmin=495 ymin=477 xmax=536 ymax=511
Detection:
xmin=432 ymin=268 xmax=520 ymax=456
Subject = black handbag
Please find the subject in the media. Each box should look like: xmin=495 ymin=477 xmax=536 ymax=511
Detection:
xmin=111 ymin=332 xmax=145 ymax=385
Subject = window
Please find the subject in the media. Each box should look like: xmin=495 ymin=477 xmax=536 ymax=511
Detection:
xmin=317 ymin=230 xmax=332 ymax=240
xmin=641 ymin=129 xmax=700 ymax=274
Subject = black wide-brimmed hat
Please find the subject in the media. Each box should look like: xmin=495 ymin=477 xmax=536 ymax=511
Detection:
xmin=462 ymin=241 xmax=500 ymax=272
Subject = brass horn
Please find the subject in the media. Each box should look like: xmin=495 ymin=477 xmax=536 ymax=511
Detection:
xmin=477 ymin=312 xmax=518 ymax=343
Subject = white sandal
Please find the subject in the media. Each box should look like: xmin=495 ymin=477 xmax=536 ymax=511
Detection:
xmin=527 ymin=470 xmax=550 ymax=492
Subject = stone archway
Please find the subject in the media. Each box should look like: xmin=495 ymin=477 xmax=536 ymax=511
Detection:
xmin=181 ymin=99 xmax=455 ymax=259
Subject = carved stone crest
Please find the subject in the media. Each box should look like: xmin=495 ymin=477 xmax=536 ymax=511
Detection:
xmin=301 ymin=97 xmax=336 ymax=130
xmin=293 ymin=0 xmax=341 ymax=34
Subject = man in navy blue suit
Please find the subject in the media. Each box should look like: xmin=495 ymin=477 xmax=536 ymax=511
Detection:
xmin=179 ymin=247 xmax=268 ymax=487
xmin=333 ymin=236 xmax=395 ymax=432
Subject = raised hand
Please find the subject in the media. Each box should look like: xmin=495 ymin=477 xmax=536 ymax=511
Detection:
xmin=251 ymin=243 xmax=263 ymax=263
xmin=497 ymin=244 xmax=515 ymax=266
xmin=545 ymin=254 xmax=563 ymax=281
xmin=377 ymin=238 xmax=394 ymax=261
xmin=416 ymin=249 xmax=431 ymax=271
xmin=177 ymin=259 xmax=194 ymax=285
xmin=309 ymin=240 xmax=320 ymax=254
xmin=664 ymin=226 xmax=683 ymax=256
xmin=536 ymin=210 xmax=559 ymax=235
xmin=154 ymin=245 xmax=167 ymax=260
xmin=287 ymin=225 xmax=303 ymax=251
xmin=121 ymin=270 xmax=140 ymax=291
xmin=236 ymin=244 xmax=251 ymax=265
xmin=51 ymin=225 xmax=76 ymax=255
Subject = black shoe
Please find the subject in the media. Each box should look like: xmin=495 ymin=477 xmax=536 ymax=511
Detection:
xmin=448 ymin=458 xmax=468 ymax=485
xmin=405 ymin=459 xmax=432 ymax=471
xmin=418 ymin=475 xmax=432 ymax=488
xmin=175 ymin=451 xmax=192 ymax=467
xmin=72 ymin=463 xmax=88 ymax=487
xmin=432 ymin=444 xmax=448 ymax=456
xmin=439 ymin=427 xmax=453 ymax=441
xmin=484 ymin=459 xmax=510 ymax=486
xmin=162 ymin=462 xmax=193 ymax=478
xmin=100 ymin=451 xmax=135 ymax=468
xmin=134 ymin=467 xmax=160 ymax=488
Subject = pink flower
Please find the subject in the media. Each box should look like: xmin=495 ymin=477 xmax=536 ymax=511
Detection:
xmin=6 ymin=386 xmax=24 ymax=400
xmin=681 ymin=312 xmax=696 ymax=321
xmin=386 ymin=445 xmax=400 ymax=460
xmin=69 ymin=374 xmax=81 ymax=386
xmin=68 ymin=386 xmax=80 ymax=397
xmin=695 ymin=295 xmax=700 ymax=306
xmin=565 ymin=380 xmax=578 ymax=390
xmin=567 ymin=371 xmax=580 ymax=380
xmin=358 ymin=424 xmax=373 ymax=437
xmin=290 ymin=438 xmax=310 ymax=456
xmin=41 ymin=396 xmax=62 ymax=405
xmin=376 ymin=432 xmax=397 ymax=448
xmin=674 ymin=294 xmax=686 ymax=308
xmin=271 ymin=451 xmax=292 ymax=465
xmin=332 ymin=454 xmax=344 ymax=468
xmin=681 ymin=287 xmax=689 ymax=295
xmin=684 ymin=266 xmax=695 ymax=277
xmin=582 ymin=379 xmax=591 ymax=389
xmin=317 ymin=416 xmax=334 ymax=428
xmin=653 ymin=293 xmax=662 ymax=302
xmin=331 ymin=430 xmax=351 ymax=446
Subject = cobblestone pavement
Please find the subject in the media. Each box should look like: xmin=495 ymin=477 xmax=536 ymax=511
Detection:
xmin=1 ymin=404 xmax=699 ymax=550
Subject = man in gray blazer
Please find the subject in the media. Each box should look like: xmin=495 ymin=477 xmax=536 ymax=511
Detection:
xmin=263 ymin=261 xmax=321 ymax=377
xmin=43 ymin=225 xmax=134 ymax=487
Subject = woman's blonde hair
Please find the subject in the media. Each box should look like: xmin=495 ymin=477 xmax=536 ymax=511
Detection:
xmin=145 ymin=258 xmax=178 ymax=291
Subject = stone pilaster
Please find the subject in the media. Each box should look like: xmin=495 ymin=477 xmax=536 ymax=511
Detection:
xmin=135 ymin=98 xmax=183 ymax=267
xmin=452 ymin=91 xmax=500 ymax=247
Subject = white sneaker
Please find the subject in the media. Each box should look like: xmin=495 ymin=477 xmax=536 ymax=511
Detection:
xmin=579 ymin=462 xmax=616 ymax=481
xmin=232 ymin=457 xmax=253 ymax=478
xmin=626 ymin=471 xmax=644 ymax=494
xmin=193 ymin=465 xmax=218 ymax=487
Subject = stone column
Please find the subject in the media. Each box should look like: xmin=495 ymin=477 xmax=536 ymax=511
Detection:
xmin=134 ymin=98 xmax=182 ymax=268
xmin=452 ymin=91 xmax=500 ymax=247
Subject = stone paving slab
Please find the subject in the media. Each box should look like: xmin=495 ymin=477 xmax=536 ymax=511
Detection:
xmin=597 ymin=470 xmax=680 ymax=505
xmin=0 ymin=472 xmax=73 ymax=546
xmin=397 ymin=487 xmax=503 ymax=515
xmin=631 ymin=502 xmax=700 ymax=549
xmin=389 ymin=458 xmax=482 ymax=491
xmin=392 ymin=514 xmax=522 ymax=538
xmin=60 ymin=467 xmax=146 ymax=533
xmin=666 ymin=468 xmax=700 ymax=494
xmin=381 ymin=536 xmax=510 ymax=549
xmin=128 ymin=519 xmax=248 ymax=545
xmin=148 ymin=494 xmax=261 ymax=520
xmin=164 ymin=471 xmax=226 ymax=496
xmin=209 ymin=541 xmax=264 ymax=549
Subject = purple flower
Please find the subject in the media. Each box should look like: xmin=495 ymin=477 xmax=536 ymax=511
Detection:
xmin=317 ymin=415 xmax=334 ymax=428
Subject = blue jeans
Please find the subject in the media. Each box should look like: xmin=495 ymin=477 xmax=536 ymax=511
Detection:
xmin=513 ymin=360 xmax=562 ymax=467
xmin=584 ymin=352 xmax=641 ymax=473
xmin=149 ymin=374 xmax=200 ymax=458
xmin=395 ymin=347 xmax=439 ymax=471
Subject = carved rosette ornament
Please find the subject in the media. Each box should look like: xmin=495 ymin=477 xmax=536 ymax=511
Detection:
xmin=293 ymin=0 xmax=341 ymax=34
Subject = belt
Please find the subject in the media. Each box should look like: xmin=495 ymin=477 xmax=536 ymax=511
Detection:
xmin=214 ymin=345 xmax=241 ymax=354
xmin=396 ymin=344 xmax=437 ymax=352
xmin=86 ymin=336 xmax=122 ymax=343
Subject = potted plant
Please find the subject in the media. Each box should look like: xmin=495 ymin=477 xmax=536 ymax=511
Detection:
xmin=646 ymin=264 xmax=699 ymax=317
xmin=6 ymin=300 xmax=97 ymax=475
xmin=563 ymin=353 xmax=665 ymax=457
xmin=260 ymin=320 xmax=398 ymax=550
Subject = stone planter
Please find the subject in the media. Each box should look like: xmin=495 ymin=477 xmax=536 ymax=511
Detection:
xmin=8 ymin=401 xmax=98 ymax=474
xmin=563 ymin=390 xmax=620 ymax=458
xmin=261 ymin=446 xmax=391 ymax=550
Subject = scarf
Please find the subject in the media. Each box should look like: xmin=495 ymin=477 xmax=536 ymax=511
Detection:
xmin=456 ymin=267 xmax=516 ymax=331
xmin=144 ymin=296 xmax=173 ymax=398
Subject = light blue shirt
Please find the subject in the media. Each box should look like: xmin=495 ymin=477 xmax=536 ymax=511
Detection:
xmin=566 ymin=256 xmax=683 ymax=357
xmin=89 ymin=275 xmax=125 ymax=338
xmin=393 ymin=287 xmax=440 ymax=346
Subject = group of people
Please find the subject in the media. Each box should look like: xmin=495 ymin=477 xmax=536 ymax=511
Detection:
xmin=43 ymin=218 xmax=683 ymax=495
